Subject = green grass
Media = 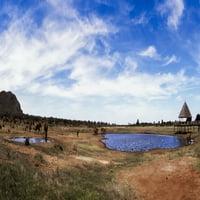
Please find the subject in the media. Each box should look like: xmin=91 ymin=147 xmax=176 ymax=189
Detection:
xmin=59 ymin=163 xmax=135 ymax=200
xmin=113 ymin=152 xmax=151 ymax=168
xmin=3 ymin=124 xmax=200 ymax=199
xmin=193 ymin=143 xmax=200 ymax=158
xmin=0 ymin=141 xmax=135 ymax=200
xmin=34 ymin=153 xmax=47 ymax=164
xmin=0 ymin=161 xmax=135 ymax=200
xmin=0 ymin=161 xmax=51 ymax=200
xmin=31 ymin=143 xmax=66 ymax=156
xmin=77 ymin=141 xmax=105 ymax=152
xmin=192 ymin=159 xmax=200 ymax=171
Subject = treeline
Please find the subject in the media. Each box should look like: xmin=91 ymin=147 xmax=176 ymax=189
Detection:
xmin=129 ymin=113 xmax=200 ymax=126
xmin=0 ymin=113 xmax=112 ymax=127
xmin=129 ymin=119 xmax=174 ymax=126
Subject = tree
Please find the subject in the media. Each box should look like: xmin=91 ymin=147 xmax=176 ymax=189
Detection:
xmin=195 ymin=114 xmax=200 ymax=121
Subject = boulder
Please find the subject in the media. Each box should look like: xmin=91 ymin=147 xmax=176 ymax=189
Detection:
xmin=0 ymin=91 xmax=23 ymax=116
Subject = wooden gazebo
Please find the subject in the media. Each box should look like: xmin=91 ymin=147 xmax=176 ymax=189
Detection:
xmin=174 ymin=101 xmax=200 ymax=134
xmin=178 ymin=101 xmax=192 ymax=122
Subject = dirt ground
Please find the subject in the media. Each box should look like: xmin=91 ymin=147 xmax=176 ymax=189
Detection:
xmin=117 ymin=156 xmax=200 ymax=200
xmin=2 ymin=126 xmax=200 ymax=200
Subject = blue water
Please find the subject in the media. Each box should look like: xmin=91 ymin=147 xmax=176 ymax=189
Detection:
xmin=101 ymin=133 xmax=186 ymax=152
xmin=10 ymin=137 xmax=50 ymax=143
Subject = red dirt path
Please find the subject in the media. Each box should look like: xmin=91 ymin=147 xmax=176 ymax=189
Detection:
xmin=117 ymin=156 xmax=200 ymax=200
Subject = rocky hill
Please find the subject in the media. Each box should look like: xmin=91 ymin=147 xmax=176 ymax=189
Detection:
xmin=0 ymin=91 xmax=23 ymax=116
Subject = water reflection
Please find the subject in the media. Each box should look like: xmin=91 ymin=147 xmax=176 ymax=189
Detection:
xmin=102 ymin=133 xmax=186 ymax=152
xmin=10 ymin=137 xmax=50 ymax=143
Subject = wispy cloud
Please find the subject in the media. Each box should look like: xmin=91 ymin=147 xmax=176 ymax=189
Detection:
xmin=0 ymin=3 xmax=192 ymax=102
xmin=163 ymin=55 xmax=179 ymax=66
xmin=138 ymin=45 xmax=160 ymax=59
xmin=187 ymin=39 xmax=200 ymax=74
xmin=46 ymin=0 xmax=77 ymax=18
xmin=0 ymin=2 xmax=114 ymax=91
xmin=132 ymin=12 xmax=149 ymax=25
xmin=157 ymin=0 xmax=184 ymax=30
xmin=0 ymin=0 xmax=196 ymax=123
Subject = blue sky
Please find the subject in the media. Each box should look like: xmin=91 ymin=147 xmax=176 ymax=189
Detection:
xmin=0 ymin=0 xmax=200 ymax=124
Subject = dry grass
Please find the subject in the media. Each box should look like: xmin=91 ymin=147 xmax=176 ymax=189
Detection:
xmin=1 ymin=123 xmax=200 ymax=199
xmin=105 ymin=125 xmax=175 ymax=135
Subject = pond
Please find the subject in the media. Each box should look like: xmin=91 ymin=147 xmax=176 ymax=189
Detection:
xmin=101 ymin=133 xmax=187 ymax=152
xmin=10 ymin=137 xmax=50 ymax=143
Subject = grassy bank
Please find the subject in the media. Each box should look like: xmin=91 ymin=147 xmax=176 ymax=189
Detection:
xmin=105 ymin=125 xmax=175 ymax=135
xmin=0 ymin=138 xmax=135 ymax=200
xmin=1 ymin=125 xmax=200 ymax=200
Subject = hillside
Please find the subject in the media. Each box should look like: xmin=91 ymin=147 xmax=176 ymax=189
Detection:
xmin=0 ymin=91 xmax=23 ymax=116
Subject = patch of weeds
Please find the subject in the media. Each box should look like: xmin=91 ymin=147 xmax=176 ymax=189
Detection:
xmin=0 ymin=143 xmax=27 ymax=161
xmin=157 ymin=145 xmax=194 ymax=161
xmin=0 ymin=160 xmax=65 ymax=200
xmin=165 ymin=148 xmax=186 ymax=160
xmin=33 ymin=143 xmax=65 ymax=156
xmin=0 ymin=143 xmax=136 ymax=200
xmin=52 ymin=144 xmax=64 ymax=153
xmin=78 ymin=142 xmax=104 ymax=152
xmin=34 ymin=153 xmax=47 ymax=164
xmin=57 ymin=163 xmax=136 ymax=200
xmin=104 ymin=179 xmax=135 ymax=200
xmin=193 ymin=144 xmax=200 ymax=158
xmin=192 ymin=159 xmax=200 ymax=171
xmin=0 ymin=146 xmax=56 ymax=200
xmin=114 ymin=153 xmax=149 ymax=168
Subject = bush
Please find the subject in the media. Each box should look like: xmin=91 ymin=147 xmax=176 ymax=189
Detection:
xmin=193 ymin=144 xmax=200 ymax=158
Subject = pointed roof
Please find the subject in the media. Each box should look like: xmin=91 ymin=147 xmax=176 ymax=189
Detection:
xmin=178 ymin=101 xmax=192 ymax=118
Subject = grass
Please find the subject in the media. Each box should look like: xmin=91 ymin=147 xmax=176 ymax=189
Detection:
xmin=105 ymin=125 xmax=175 ymax=135
xmin=0 ymin=139 xmax=135 ymax=200
xmin=193 ymin=143 xmax=200 ymax=158
xmin=72 ymin=142 xmax=106 ymax=157
xmin=34 ymin=153 xmax=47 ymax=164
xmin=1 ymin=124 xmax=200 ymax=199
xmin=192 ymin=159 xmax=200 ymax=171
xmin=0 ymin=161 xmax=135 ymax=200
xmin=0 ymin=161 xmax=51 ymax=200
xmin=191 ymin=143 xmax=200 ymax=171
xmin=113 ymin=152 xmax=153 ymax=169
xmin=30 ymin=142 xmax=66 ymax=156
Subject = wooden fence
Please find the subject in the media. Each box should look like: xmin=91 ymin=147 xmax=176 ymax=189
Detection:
xmin=174 ymin=121 xmax=200 ymax=134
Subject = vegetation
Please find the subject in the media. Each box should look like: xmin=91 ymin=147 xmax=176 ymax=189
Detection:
xmin=105 ymin=125 xmax=175 ymax=135
xmin=0 ymin=160 xmax=134 ymax=200
xmin=0 ymin=138 xmax=135 ymax=200
xmin=1 ymin=112 xmax=200 ymax=199
xmin=113 ymin=152 xmax=151 ymax=168
xmin=32 ymin=143 xmax=65 ymax=156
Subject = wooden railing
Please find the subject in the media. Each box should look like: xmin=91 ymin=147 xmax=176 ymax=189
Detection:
xmin=174 ymin=121 xmax=200 ymax=126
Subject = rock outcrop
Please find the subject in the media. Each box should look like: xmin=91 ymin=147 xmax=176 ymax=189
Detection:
xmin=0 ymin=91 xmax=23 ymax=116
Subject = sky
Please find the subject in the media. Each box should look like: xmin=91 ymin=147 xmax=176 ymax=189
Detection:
xmin=0 ymin=0 xmax=200 ymax=124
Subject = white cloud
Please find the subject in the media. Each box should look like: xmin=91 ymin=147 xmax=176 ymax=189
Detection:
xmin=138 ymin=45 xmax=160 ymax=59
xmin=0 ymin=5 xmax=192 ymax=102
xmin=132 ymin=12 xmax=149 ymax=25
xmin=46 ymin=0 xmax=77 ymax=18
xmin=35 ymin=66 xmax=191 ymax=102
xmin=0 ymin=0 xmax=195 ymax=124
xmin=163 ymin=55 xmax=178 ymax=66
xmin=124 ymin=57 xmax=138 ymax=73
xmin=0 ymin=3 xmax=114 ymax=91
xmin=158 ymin=0 xmax=184 ymax=30
xmin=188 ymin=41 xmax=200 ymax=73
xmin=139 ymin=46 xmax=178 ymax=66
